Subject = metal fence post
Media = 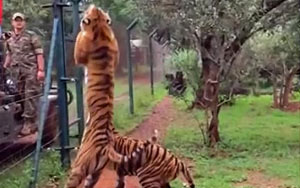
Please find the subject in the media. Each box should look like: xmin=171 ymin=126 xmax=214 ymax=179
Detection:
xmin=71 ymin=0 xmax=80 ymax=38
xmin=126 ymin=18 xmax=138 ymax=115
xmin=28 ymin=18 xmax=59 ymax=188
xmin=148 ymin=29 xmax=157 ymax=96
xmin=55 ymin=0 xmax=71 ymax=168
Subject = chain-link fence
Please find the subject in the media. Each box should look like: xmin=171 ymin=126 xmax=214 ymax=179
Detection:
xmin=112 ymin=22 xmax=167 ymax=109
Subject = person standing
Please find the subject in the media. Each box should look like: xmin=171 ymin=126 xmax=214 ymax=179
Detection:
xmin=3 ymin=12 xmax=45 ymax=136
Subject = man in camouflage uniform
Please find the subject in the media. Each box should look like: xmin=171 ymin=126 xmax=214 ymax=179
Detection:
xmin=3 ymin=13 xmax=45 ymax=136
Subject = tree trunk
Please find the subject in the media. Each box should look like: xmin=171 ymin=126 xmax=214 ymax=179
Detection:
xmin=272 ymin=77 xmax=279 ymax=108
xmin=192 ymin=60 xmax=210 ymax=109
xmin=282 ymin=69 xmax=297 ymax=108
xmin=207 ymin=83 xmax=221 ymax=147
xmin=252 ymin=79 xmax=259 ymax=96
xmin=193 ymin=34 xmax=226 ymax=146
xmin=279 ymin=82 xmax=284 ymax=108
xmin=198 ymin=59 xmax=221 ymax=146
xmin=194 ymin=60 xmax=221 ymax=146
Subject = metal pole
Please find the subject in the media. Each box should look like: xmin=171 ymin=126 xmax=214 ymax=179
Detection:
xmin=72 ymin=0 xmax=80 ymax=38
xmin=148 ymin=29 xmax=157 ymax=95
xmin=29 ymin=18 xmax=59 ymax=188
xmin=55 ymin=0 xmax=71 ymax=168
xmin=72 ymin=0 xmax=85 ymax=144
xmin=126 ymin=18 xmax=138 ymax=114
xmin=149 ymin=37 xmax=154 ymax=95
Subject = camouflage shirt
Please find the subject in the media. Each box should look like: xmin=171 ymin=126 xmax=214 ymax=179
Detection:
xmin=6 ymin=30 xmax=43 ymax=70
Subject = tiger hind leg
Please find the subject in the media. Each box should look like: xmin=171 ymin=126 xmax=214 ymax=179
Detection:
xmin=115 ymin=168 xmax=125 ymax=188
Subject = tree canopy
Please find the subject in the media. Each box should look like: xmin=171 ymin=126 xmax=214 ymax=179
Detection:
xmin=91 ymin=0 xmax=137 ymax=24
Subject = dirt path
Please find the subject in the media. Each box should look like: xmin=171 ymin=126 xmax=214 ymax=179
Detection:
xmin=94 ymin=96 xmax=176 ymax=188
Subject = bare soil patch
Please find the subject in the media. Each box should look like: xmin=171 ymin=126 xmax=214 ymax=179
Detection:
xmin=285 ymin=101 xmax=300 ymax=112
xmin=235 ymin=171 xmax=284 ymax=188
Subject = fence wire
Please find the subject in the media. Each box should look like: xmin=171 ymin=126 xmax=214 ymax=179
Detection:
xmin=0 ymin=110 xmax=58 ymax=168
xmin=0 ymin=128 xmax=61 ymax=175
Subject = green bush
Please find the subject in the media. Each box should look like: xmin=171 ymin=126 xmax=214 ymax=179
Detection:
xmin=292 ymin=90 xmax=300 ymax=101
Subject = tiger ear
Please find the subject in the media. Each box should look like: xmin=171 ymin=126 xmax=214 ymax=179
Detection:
xmin=105 ymin=11 xmax=112 ymax=25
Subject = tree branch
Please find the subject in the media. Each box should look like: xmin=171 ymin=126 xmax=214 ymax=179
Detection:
xmin=238 ymin=0 xmax=289 ymax=46
xmin=249 ymin=0 xmax=288 ymax=27
xmin=219 ymin=0 xmax=292 ymax=83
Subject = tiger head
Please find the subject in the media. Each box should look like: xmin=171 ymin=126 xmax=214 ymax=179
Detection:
xmin=74 ymin=4 xmax=114 ymax=65
xmin=80 ymin=4 xmax=111 ymax=32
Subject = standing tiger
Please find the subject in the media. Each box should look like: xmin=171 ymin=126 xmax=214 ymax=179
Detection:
xmin=64 ymin=5 xmax=148 ymax=188
xmin=68 ymin=4 xmax=195 ymax=188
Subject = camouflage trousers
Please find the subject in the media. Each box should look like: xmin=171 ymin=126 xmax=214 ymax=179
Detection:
xmin=9 ymin=66 xmax=41 ymax=122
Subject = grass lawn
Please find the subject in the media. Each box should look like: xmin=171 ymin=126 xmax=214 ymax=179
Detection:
xmin=165 ymin=95 xmax=300 ymax=188
xmin=0 ymin=152 xmax=63 ymax=188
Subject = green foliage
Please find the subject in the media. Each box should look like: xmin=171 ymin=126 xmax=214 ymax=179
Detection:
xmin=164 ymin=95 xmax=300 ymax=187
xmin=91 ymin=0 xmax=137 ymax=24
xmin=166 ymin=49 xmax=201 ymax=93
xmin=134 ymin=0 xmax=297 ymax=47
xmin=293 ymin=91 xmax=300 ymax=101
xmin=136 ymin=1 xmax=260 ymax=35
xmin=3 ymin=0 xmax=52 ymax=37
xmin=250 ymin=20 xmax=300 ymax=73
xmin=238 ymin=18 xmax=300 ymax=97
xmin=0 ymin=151 xmax=65 ymax=188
